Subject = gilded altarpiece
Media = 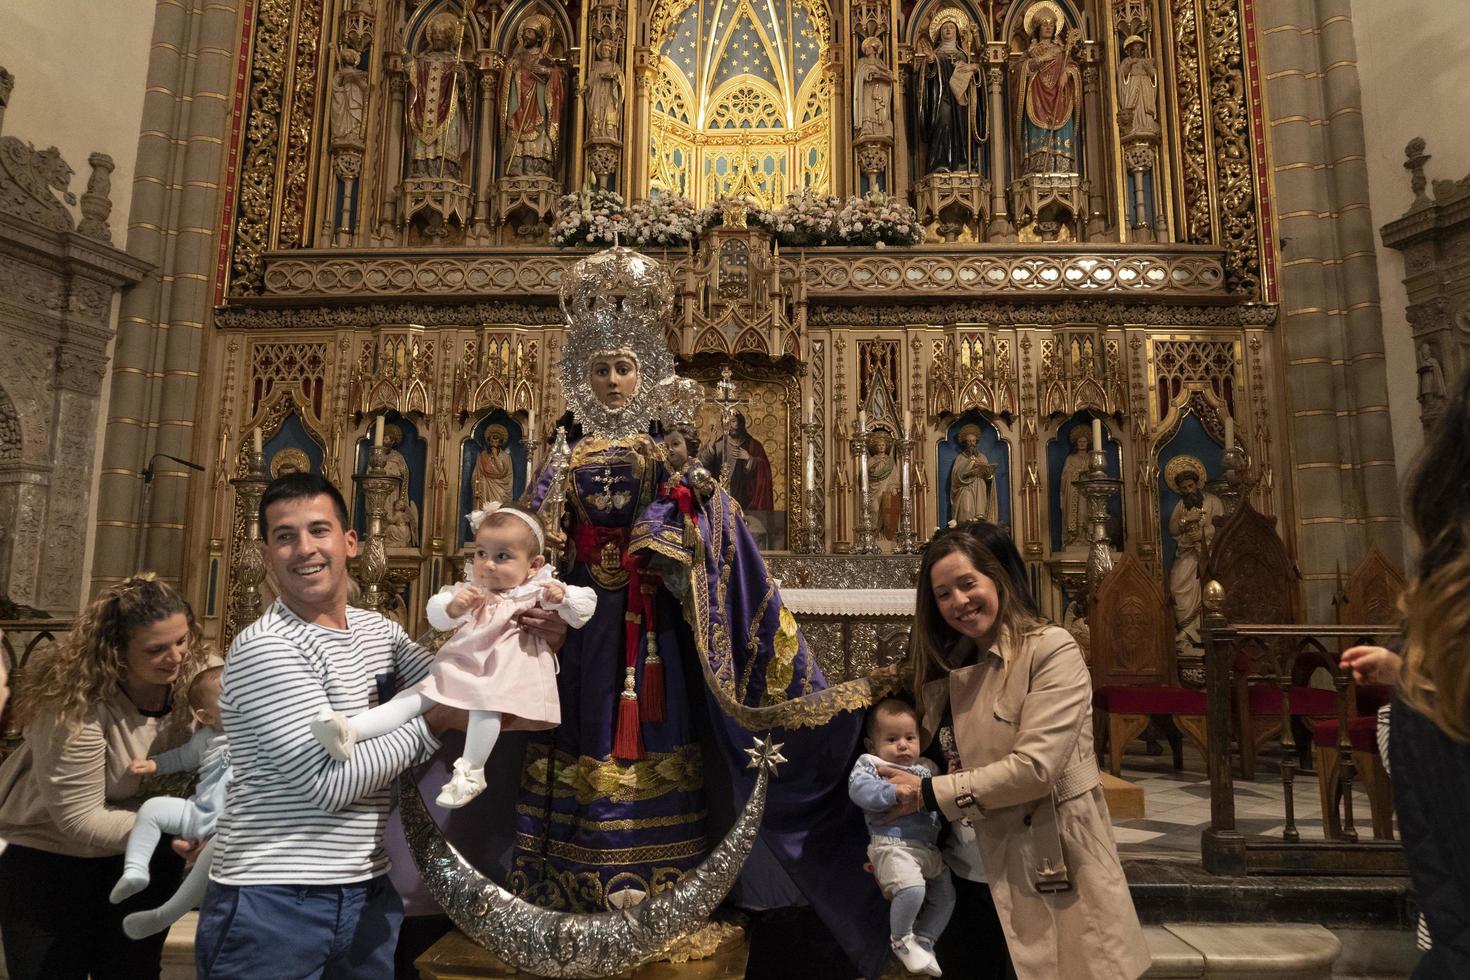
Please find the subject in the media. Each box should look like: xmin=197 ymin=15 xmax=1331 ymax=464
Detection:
xmin=194 ymin=0 xmax=1292 ymax=650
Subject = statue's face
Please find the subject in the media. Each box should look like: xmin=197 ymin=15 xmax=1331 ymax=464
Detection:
xmin=1178 ymin=476 xmax=1199 ymax=495
xmin=1037 ymin=17 xmax=1056 ymax=40
xmin=939 ymin=21 xmax=958 ymax=43
xmin=488 ymin=432 xmax=504 ymax=449
xmin=1127 ymin=40 xmax=1145 ymax=57
xmin=961 ymin=433 xmax=979 ymax=452
xmin=522 ymin=27 xmax=542 ymax=49
xmin=589 ymin=353 xmax=640 ymax=409
xmin=870 ymin=432 xmax=892 ymax=454
xmin=1072 ymin=431 xmax=1089 ymax=451
xmin=596 ymin=40 xmax=613 ymax=59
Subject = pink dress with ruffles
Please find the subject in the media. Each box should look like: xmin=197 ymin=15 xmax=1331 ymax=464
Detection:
xmin=418 ymin=566 xmax=596 ymax=729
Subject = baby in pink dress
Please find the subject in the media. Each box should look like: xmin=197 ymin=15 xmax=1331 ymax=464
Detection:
xmin=311 ymin=502 xmax=595 ymax=808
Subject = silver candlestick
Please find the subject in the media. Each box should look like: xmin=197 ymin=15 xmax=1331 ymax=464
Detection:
xmin=1077 ymin=447 xmax=1123 ymax=594
xmin=852 ymin=427 xmax=880 ymax=555
xmin=1211 ymin=444 xmax=1255 ymax=516
xmin=796 ymin=421 xmax=824 ymax=554
xmin=894 ymin=433 xmax=919 ymax=554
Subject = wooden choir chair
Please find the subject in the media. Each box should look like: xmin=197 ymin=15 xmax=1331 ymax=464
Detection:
xmin=1089 ymin=554 xmax=1208 ymax=777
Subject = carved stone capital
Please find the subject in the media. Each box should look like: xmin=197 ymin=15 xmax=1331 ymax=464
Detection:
xmin=53 ymin=347 xmax=108 ymax=394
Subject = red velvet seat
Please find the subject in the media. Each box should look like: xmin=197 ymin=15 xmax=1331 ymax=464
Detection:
xmin=1246 ymin=684 xmax=1340 ymax=717
xmin=1094 ymin=686 xmax=1207 ymax=716
xmin=1310 ymin=715 xmax=1378 ymax=754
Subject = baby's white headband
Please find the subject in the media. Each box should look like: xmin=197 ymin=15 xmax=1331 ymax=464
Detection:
xmin=467 ymin=500 xmax=545 ymax=552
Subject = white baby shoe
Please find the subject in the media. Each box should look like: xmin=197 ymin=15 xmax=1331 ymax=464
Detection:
xmin=914 ymin=936 xmax=942 ymax=976
xmin=310 ymin=707 xmax=356 ymax=762
xmin=436 ymin=760 xmax=487 ymax=809
xmin=891 ymin=933 xmax=935 ymax=976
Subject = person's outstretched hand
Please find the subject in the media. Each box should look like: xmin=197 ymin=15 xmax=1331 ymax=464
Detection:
xmin=1339 ymin=645 xmax=1402 ymax=686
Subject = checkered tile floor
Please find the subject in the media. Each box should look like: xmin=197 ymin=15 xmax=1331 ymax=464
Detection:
xmin=1109 ymin=740 xmax=1377 ymax=858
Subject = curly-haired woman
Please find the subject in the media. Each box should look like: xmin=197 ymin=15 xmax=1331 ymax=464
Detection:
xmin=0 ymin=575 xmax=214 ymax=980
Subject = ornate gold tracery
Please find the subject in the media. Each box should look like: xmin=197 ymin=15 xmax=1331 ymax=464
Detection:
xmin=647 ymin=0 xmax=833 ymax=207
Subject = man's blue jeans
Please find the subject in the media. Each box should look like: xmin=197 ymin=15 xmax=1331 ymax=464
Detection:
xmin=194 ymin=875 xmax=403 ymax=979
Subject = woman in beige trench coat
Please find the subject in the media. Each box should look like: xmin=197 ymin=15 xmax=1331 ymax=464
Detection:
xmin=880 ymin=524 xmax=1150 ymax=980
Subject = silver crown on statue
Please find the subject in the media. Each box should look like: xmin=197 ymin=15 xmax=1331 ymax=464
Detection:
xmin=559 ymin=245 xmax=679 ymax=440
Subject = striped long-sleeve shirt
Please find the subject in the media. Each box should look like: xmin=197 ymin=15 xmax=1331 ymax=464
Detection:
xmin=211 ymin=600 xmax=438 ymax=885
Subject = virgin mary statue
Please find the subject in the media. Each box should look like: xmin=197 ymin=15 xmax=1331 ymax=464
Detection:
xmin=513 ymin=247 xmax=889 ymax=977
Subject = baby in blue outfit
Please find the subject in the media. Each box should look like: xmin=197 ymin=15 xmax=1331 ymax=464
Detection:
xmin=849 ymin=697 xmax=955 ymax=977
xmin=110 ymin=665 xmax=231 ymax=938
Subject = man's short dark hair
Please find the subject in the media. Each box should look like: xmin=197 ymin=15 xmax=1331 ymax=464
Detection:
xmin=259 ymin=472 xmax=351 ymax=535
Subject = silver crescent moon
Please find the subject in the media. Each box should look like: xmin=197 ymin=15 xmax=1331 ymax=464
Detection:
xmin=400 ymin=738 xmax=784 ymax=978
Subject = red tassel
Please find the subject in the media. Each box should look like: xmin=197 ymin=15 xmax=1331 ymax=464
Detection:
xmin=641 ymin=636 xmax=666 ymax=723
xmin=613 ymin=667 xmax=644 ymax=761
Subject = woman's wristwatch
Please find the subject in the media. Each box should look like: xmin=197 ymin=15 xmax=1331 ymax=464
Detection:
xmin=920 ymin=777 xmax=939 ymax=813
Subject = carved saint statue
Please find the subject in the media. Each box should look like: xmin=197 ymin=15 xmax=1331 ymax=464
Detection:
xmin=381 ymin=423 xmax=420 ymax=548
xmin=852 ymin=36 xmax=894 ymax=140
xmin=584 ymin=37 xmax=624 ymax=141
xmin=1058 ymin=428 xmax=1091 ymax=548
xmin=913 ymin=9 xmax=983 ymax=174
xmin=866 ymin=429 xmax=902 ymax=540
xmin=501 ymin=14 xmax=567 ymax=179
xmin=1167 ymin=465 xmax=1223 ymax=648
xmin=1418 ymin=341 xmax=1447 ymax=406
xmin=1013 ymin=5 xmax=1082 ymax=174
xmin=1116 ymin=35 xmax=1158 ymax=139
xmin=949 ymin=424 xmax=996 ymax=523
xmin=330 ymin=41 xmax=370 ymax=151
xmin=407 ymin=12 xmax=471 ymax=179
xmin=473 ymin=424 xmax=515 ymax=506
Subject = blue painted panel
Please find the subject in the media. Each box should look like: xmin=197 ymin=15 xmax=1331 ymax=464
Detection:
xmin=353 ymin=412 xmax=426 ymax=538
xmin=935 ymin=412 xmax=1012 ymax=532
xmin=458 ymin=411 xmax=528 ymax=543
xmin=1046 ymin=410 xmax=1123 ymax=552
xmin=1158 ymin=411 xmax=1225 ymax=572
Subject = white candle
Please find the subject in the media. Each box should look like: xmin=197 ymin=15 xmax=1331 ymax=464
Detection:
xmin=252 ymin=428 xmax=262 ymax=456
xmin=1224 ymin=415 xmax=1235 ymax=450
xmin=805 ymin=443 xmax=816 ymax=493
xmin=858 ymin=409 xmax=868 ymax=435
xmin=903 ymin=410 xmax=912 ymax=439
xmin=374 ymin=415 xmax=385 ymax=447
xmin=804 ymin=393 xmax=813 ymax=426
xmin=527 ymin=408 xmax=537 ymax=447
xmin=860 ymin=447 xmax=870 ymax=498
xmin=901 ymin=452 xmax=911 ymax=498
xmin=1091 ymin=418 xmax=1103 ymax=452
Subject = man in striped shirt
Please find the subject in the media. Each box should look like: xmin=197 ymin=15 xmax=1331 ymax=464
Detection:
xmin=194 ymin=473 xmax=464 ymax=979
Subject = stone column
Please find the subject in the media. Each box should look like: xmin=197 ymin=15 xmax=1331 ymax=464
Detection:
xmin=985 ymin=44 xmax=1014 ymax=241
xmin=471 ymin=56 xmax=500 ymax=241
xmin=91 ymin=0 xmax=237 ymax=597
xmin=1257 ymin=0 xmax=1401 ymax=617
xmin=629 ymin=47 xmax=656 ymax=195
xmin=1081 ymin=43 xmax=1109 ymax=241
xmin=377 ymin=59 xmax=408 ymax=242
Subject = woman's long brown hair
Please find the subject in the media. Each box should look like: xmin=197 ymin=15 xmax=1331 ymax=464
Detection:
xmin=1402 ymin=369 xmax=1470 ymax=742
xmin=909 ymin=523 xmax=1041 ymax=695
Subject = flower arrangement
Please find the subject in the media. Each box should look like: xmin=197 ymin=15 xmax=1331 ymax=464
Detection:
xmin=752 ymin=191 xmax=926 ymax=247
xmin=551 ymin=189 xmax=719 ymax=248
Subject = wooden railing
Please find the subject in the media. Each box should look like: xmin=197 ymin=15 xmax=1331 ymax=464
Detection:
xmin=1199 ymin=590 xmax=1403 ymax=875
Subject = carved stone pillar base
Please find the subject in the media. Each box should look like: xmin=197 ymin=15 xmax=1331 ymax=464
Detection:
xmin=495 ymin=175 xmax=559 ymax=238
xmin=586 ymin=139 xmax=622 ymax=192
xmin=914 ymin=171 xmax=990 ymax=243
xmin=402 ymin=176 xmax=471 ymax=238
xmin=1009 ymin=172 xmax=1083 ymax=241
